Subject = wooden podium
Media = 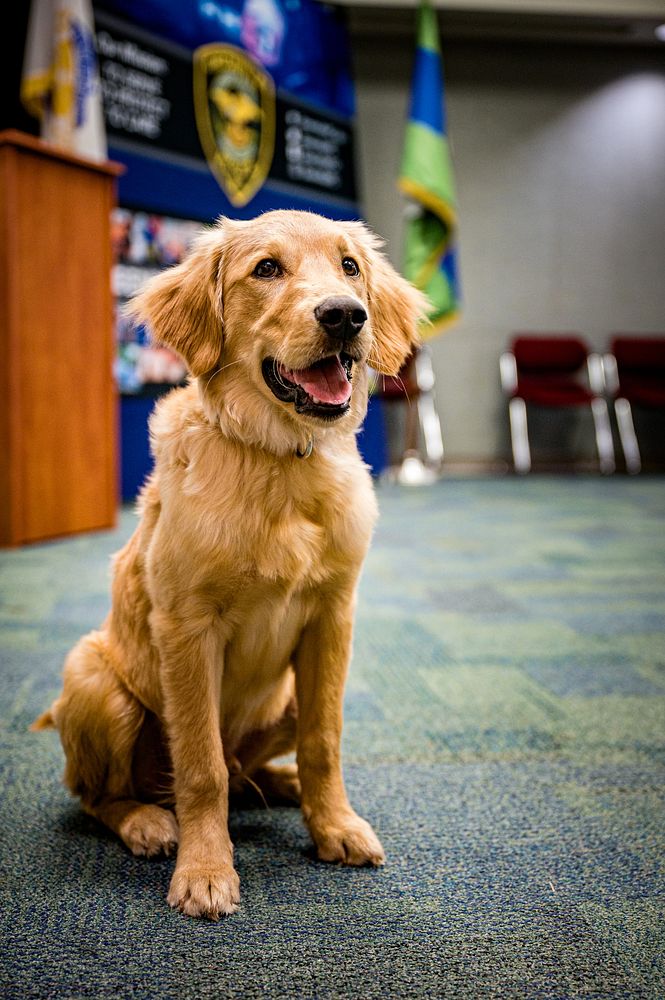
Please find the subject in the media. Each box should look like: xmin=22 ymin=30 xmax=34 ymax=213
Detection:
xmin=0 ymin=130 xmax=123 ymax=546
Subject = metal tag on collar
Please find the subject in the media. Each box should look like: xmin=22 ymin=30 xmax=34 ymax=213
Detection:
xmin=296 ymin=438 xmax=313 ymax=459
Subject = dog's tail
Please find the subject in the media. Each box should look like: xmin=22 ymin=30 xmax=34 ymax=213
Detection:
xmin=30 ymin=707 xmax=56 ymax=731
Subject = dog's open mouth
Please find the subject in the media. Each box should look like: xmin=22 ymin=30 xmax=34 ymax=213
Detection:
xmin=262 ymin=353 xmax=354 ymax=419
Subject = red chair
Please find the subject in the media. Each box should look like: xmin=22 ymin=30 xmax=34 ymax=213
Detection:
xmin=500 ymin=334 xmax=615 ymax=474
xmin=604 ymin=336 xmax=665 ymax=474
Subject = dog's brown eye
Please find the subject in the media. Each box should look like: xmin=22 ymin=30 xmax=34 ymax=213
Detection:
xmin=253 ymin=258 xmax=281 ymax=278
xmin=342 ymin=257 xmax=360 ymax=277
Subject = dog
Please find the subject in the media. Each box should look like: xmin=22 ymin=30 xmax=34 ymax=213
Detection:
xmin=33 ymin=209 xmax=426 ymax=919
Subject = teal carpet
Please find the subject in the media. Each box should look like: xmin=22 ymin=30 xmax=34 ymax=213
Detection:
xmin=1 ymin=476 xmax=664 ymax=998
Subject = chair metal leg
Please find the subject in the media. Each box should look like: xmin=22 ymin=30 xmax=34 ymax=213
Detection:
xmin=590 ymin=397 xmax=616 ymax=474
xmin=417 ymin=393 xmax=444 ymax=465
xmin=508 ymin=397 xmax=531 ymax=474
xmin=614 ymin=397 xmax=641 ymax=474
xmin=414 ymin=347 xmax=444 ymax=466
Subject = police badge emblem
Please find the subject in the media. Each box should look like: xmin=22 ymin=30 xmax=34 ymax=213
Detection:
xmin=194 ymin=44 xmax=275 ymax=208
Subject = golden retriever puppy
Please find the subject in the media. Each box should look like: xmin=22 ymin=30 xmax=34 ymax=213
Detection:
xmin=33 ymin=209 xmax=426 ymax=919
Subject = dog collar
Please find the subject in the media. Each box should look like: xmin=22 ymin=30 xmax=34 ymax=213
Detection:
xmin=296 ymin=438 xmax=313 ymax=459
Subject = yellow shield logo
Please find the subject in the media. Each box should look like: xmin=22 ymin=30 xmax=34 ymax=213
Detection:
xmin=194 ymin=44 xmax=275 ymax=208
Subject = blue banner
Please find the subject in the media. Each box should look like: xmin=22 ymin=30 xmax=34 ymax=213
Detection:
xmin=93 ymin=0 xmax=359 ymax=220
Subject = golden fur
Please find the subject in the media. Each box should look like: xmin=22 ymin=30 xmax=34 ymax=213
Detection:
xmin=34 ymin=210 xmax=426 ymax=919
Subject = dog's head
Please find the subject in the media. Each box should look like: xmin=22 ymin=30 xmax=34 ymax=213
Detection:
xmin=128 ymin=210 xmax=428 ymax=454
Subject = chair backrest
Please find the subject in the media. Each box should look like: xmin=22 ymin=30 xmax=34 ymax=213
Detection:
xmin=611 ymin=336 xmax=665 ymax=372
xmin=512 ymin=335 xmax=589 ymax=374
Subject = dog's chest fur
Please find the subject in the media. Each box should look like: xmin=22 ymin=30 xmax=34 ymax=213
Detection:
xmin=151 ymin=386 xmax=378 ymax=588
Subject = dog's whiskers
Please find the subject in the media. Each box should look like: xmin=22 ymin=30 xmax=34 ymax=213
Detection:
xmin=366 ymin=351 xmax=390 ymax=376
xmin=272 ymin=356 xmax=294 ymax=394
xmin=366 ymin=366 xmax=382 ymax=396
xmin=204 ymin=359 xmax=243 ymax=391
xmin=366 ymin=355 xmax=412 ymax=405
xmin=392 ymin=373 xmax=412 ymax=405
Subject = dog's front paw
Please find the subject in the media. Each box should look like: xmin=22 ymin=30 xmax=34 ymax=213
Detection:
xmin=310 ymin=812 xmax=385 ymax=867
xmin=167 ymin=863 xmax=240 ymax=919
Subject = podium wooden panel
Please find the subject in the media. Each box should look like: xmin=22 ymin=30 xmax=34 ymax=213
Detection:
xmin=0 ymin=130 xmax=123 ymax=546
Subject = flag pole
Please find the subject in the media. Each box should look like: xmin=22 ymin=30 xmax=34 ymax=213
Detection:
xmin=393 ymin=0 xmax=459 ymax=485
xmin=21 ymin=0 xmax=108 ymax=162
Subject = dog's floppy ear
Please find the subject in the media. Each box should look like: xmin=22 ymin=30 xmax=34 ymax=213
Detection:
xmin=126 ymin=223 xmax=225 ymax=378
xmin=353 ymin=226 xmax=430 ymax=376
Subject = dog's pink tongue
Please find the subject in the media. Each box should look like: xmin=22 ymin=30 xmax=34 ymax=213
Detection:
xmin=288 ymin=356 xmax=351 ymax=405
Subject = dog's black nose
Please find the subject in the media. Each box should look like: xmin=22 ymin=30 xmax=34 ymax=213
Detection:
xmin=314 ymin=297 xmax=367 ymax=341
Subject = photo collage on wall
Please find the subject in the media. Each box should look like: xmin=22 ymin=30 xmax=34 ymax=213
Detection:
xmin=111 ymin=209 xmax=205 ymax=394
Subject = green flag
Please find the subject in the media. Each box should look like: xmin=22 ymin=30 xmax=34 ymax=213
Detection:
xmin=399 ymin=0 xmax=460 ymax=336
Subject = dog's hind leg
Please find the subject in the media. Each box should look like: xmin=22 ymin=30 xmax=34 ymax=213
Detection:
xmin=85 ymin=798 xmax=179 ymax=858
xmin=86 ymin=714 xmax=179 ymax=858
xmin=249 ymin=763 xmax=301 ymax=805
xmin=48 ymin=631 xmax=179 ymax=857
xmin=230 ymin=698 xmax=300 ymax=805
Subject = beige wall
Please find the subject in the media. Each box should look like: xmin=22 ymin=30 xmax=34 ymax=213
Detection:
xmin=351 ymin=36 xmax=665 ymax=463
